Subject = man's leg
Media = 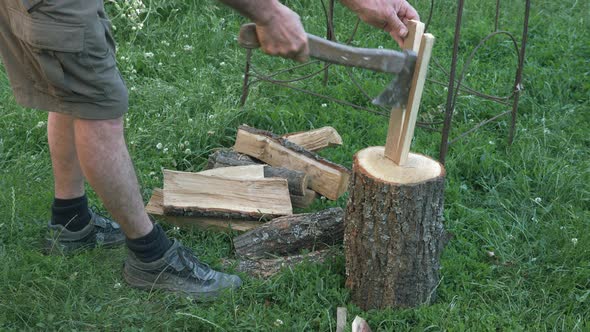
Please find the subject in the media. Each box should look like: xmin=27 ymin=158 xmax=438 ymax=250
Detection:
xmin=48 ymin=112 xmax=85 ymax=199
xmin=72 ymin=116 xmax=152 ymax=239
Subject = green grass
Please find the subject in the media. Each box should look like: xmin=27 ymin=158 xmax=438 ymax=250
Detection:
xmin=1 ymin=0 xmax=589 ymax=330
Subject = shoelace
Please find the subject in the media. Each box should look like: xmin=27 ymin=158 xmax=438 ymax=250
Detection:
xmin=177 ymin=246 xmax=213 ymax=281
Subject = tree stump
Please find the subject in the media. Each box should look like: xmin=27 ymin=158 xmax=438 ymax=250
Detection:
xmin=344 ymin=146 xmax=447 ymax=309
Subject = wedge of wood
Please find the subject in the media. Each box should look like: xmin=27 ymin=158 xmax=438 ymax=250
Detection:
xmin=207 ymin=150 xmax=310 ymax=196
xmin=282 ymin=126 xmax=343 ymax=152
xmin=146 ymin=188 xmax=261 ymax=232
xmin=234 ymin=125 xmax=350 ymax=200
xmin=162 ymin=169 xmax=292 ymax=219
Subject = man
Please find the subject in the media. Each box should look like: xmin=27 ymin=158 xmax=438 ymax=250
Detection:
xmin=0 ymin=0 xmax=418 ymax=299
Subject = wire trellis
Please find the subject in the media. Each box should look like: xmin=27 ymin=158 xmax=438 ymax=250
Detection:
xmin=239 ymin=0 xmax=531 ymax=164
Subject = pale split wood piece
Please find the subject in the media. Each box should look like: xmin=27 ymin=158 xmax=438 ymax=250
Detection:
xmin=336 ymin=307 xmax=347 ymax=332
xmin=351 ymin=316 xmax=372 ymax=332
xmin=145 ymin=188 xmax=261 ymax=232
xmin=162 ymin=169 xmax=292 ymax=219
xmin=197 ymin=165 xmax=264 ymax=179
xmin=391 ymin=33 xmax=436 ymax=165
xmin=384 ymin=20 xmax=424 ymax=163
xmin=233 ymin=125 xmax=350 ymax=200
xmin=282 ymin=126 xmax=343 ymax=152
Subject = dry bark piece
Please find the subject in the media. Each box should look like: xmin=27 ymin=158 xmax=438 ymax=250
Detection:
xmin=146 ymin=188 xmax=260 ymax=232
xmin=224 ymin=249 xmax=333 ymax=278
xmin=282 ymin=126 xmax=343 ymax=152
xmin=233 ymin=125 xmax=350 ymax=200
xmin=162 ymin=169 xmax=292 ymax=220
xmin=345 ymin=147 xmax=447 ymax=309
xmin=207 ymin=149 xmax=310 ymax=196
xmin=233 ymin=207 xmax=344 ymax=259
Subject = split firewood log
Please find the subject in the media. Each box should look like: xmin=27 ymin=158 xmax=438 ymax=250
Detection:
xmin=282 ymin=126 xmax=343 ymax=152
xmin=233 ymin=125 xmax=350 ymax=200
xmin=233 ymin=207 xmax=344 ymax=259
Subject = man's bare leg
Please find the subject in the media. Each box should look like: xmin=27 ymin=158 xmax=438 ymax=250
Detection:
xmin=73 ymin=116 xmax=152 ymax=239
xmin=47 ymin=112 xmax=85 ymax=199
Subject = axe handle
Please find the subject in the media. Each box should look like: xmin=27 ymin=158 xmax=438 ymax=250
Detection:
xmin=238 ymin=23 xmax=407 ymax=73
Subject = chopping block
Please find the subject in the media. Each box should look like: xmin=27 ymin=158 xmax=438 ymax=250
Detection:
xmin=344 ymin=21 xmax=448 ymax=310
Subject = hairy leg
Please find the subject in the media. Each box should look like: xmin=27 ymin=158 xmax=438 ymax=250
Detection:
xmin=47 ymin=112 xmax=85 ymax=199
xmin=73 ymin=117 xmax=153 ymax=239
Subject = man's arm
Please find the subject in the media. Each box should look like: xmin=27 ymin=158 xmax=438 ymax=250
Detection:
xmin=218 ymin=0 xmax=309 ymax=61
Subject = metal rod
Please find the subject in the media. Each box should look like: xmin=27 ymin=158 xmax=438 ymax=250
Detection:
xmin=239 ymin=49 xmax=253 ymax=107
xmin=509 ymin=0 xmax=530 ymax=144
xmin=439 ymin=0 xmax=464 ymax=164
xmin=449 ymin=110 xmax=511 ymax=145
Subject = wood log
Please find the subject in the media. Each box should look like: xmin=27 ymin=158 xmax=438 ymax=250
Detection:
xmin=146 ymin=188 xmax=260 ymax=232
xmin=234 ymin=125 xmax=350 ymax=200
xmin=223 ymin=250 xmax=333 ymax=278
xmin=345 ymin=147 xmax=447 ymax=309
xmin=163 ymin=169 xmax=292 ymax=219
xmin=207 ymin=149 xmax=310 ymax=196
xmin=290 ymin=189 xmax=318 ymax=209
xmin=206 ymin=149 xmax=261 ymax=169
xmin=233 ymin=207 xmax=344 ymax=259
xmin=282 ymin=126 xmax=343 ymax=152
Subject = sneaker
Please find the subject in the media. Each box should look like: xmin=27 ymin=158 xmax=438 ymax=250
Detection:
xmin=44 ymin=209 xmax=125 ymax=254
xmin=123 ymin=239 xmax=242 ymax=300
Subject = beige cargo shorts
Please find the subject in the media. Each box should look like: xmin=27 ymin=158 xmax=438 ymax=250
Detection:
xmin=0 ymin=0 xmax=128 ymax=119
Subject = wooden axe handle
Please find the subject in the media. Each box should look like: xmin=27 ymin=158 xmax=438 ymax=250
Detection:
xmin=238 ymin=23 xmax=410 ymax=74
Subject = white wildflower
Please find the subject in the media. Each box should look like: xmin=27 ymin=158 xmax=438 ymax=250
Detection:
xmin=163 ymin=147 xmax=169 ymax=153
xmin=161 ymin=40 xmax=170 ymax=46
xmin=113 ymin=282 xmax=122 ymax=289
xmin=321 ymin=103 xmax=327 ymax=108
xmin=572 ymin=238 xmax=578 ymax=246
xmin=156 ymin=142 xmax=163 ymax=150
xmin=488 ymin=140 xmax=495 ymax=145
xmin=534 ymin=197 xmax=542 ymax=204
xmin=149 ymin=171 xmax=156 ymax=176
xmin=274 ymin=319 xmax=284 ymax=327
xmin=144 ymin=52 xmax=154 ymax=58
xmin=158 ymin=62 xmax=162 ymax=66
xmin=184 ymin=148 xmax=191 ymax=154
xmin=183 ymin=45 xmax=193 ymax=52
xmin=378 ymin=45 xmax=384 ymax=49
xmin=36 ymin=121 xmax=46 ymax=128
xmin=220 ymin=61 xmax=226 ymax=66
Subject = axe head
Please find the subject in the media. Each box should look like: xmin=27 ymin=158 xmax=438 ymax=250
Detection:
xmin=372 ymin=50 xmax=417 ymax=109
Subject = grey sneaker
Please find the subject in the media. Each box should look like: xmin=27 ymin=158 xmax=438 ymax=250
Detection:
xmin=123 ymin=239 xmax=242 ymax=300
xmin=44 ymin=209 xmax=125 ymax=254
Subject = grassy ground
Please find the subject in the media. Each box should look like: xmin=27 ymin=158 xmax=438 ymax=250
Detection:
xmin=1 ymin=0 xmax=588 ymax=330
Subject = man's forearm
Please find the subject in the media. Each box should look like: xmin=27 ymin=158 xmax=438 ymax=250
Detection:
xmin=218 ymin=0 xmax=282 ymax=24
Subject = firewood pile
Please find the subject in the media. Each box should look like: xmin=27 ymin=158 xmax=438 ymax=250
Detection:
xmin=146 ymin=125 xmax=350 ymax=277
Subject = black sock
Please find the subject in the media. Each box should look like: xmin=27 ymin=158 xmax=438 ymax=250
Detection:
xmin=126 ymin=224 xmax=173 ymax=263
xmin=51 ymin=195 xmax=91 ymax=232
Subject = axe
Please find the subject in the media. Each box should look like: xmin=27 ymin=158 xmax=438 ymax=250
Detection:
xmin=238 ymin=23 xmax=416 ymax=109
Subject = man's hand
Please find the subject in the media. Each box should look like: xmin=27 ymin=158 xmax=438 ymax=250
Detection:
xmin=255 ymin=4 xmax=309 ymax=62
xmin=218 ymin=0 xmax=309 ymax=62
xmin=340 ymin=0 xmax=420 ymax=47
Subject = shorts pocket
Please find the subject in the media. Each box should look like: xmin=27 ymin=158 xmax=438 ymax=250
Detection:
xmin=9 ymin=7 xmax=116 ymax=101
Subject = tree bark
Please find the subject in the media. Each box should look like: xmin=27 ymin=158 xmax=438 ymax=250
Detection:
xmin=345 ymin=147 xmax=447 ymax=309
xmin=234 ymin=207 xmax=344 ymax=259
